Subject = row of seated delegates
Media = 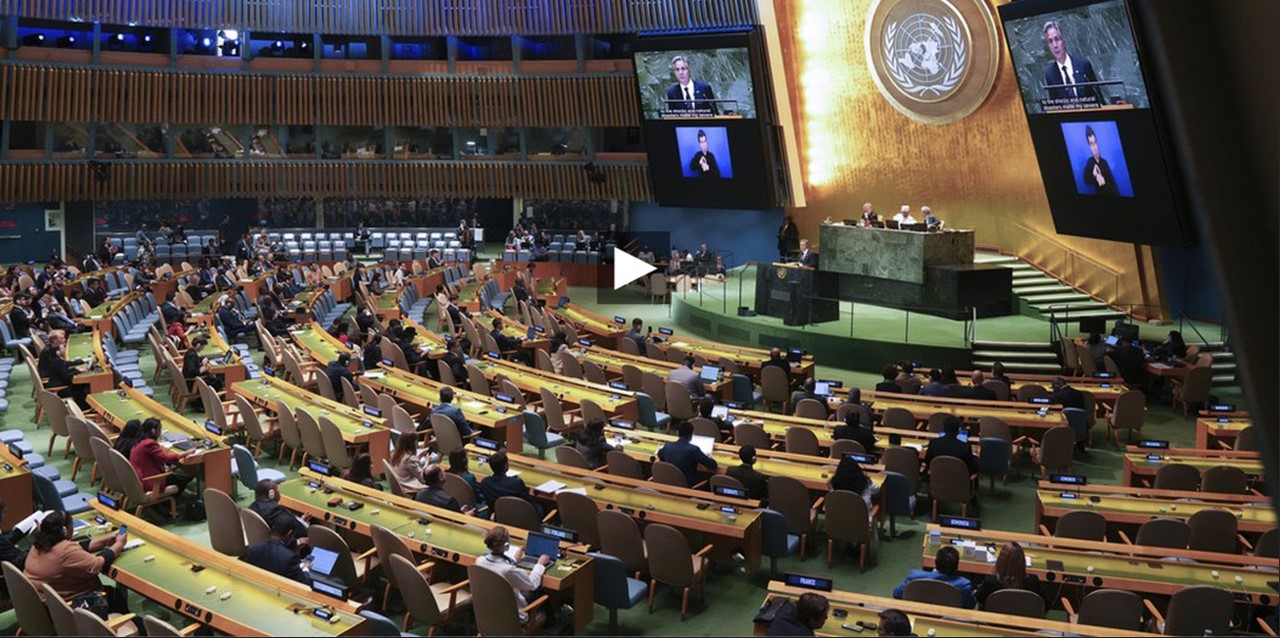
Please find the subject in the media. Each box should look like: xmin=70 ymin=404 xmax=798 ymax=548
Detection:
xmin=857 ymin=202 xmax=944 ymax=231
xmin=766 ymin=592 xmax=916 ymax=637
xmin=663 ymin=243 xmax=728 ymax=277
xmin=892 ymin=543 xmax=1041 ymax=613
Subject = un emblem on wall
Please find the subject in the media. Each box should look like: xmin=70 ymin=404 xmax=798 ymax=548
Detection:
xmin=866 ymin=0 xmax=999 ymax=124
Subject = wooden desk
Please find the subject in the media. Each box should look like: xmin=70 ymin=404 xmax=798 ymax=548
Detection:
xmin=467 ymin=447 xmax=763 ymax=570
xmin=79 ymin=291 xmax=137 ymax=334
xmin=89 ymin=386 xmax=235 ymax=496
xmin=69 ymin=330 xmax=115 ymax=395
xmin=1196 ymin=417 xmax=1251 ymax=449
xmin=467 ymin=355 xmax=637 ymax=420
xmin=90 ymin=504 xmax=367 ymax=636
xmin=359 ymin=366 xmax=522 ymax=451
xmin=0 ymin=445 xmax=33 ymax=529
xmin=657 ymin=333 xmax=815 ymax=380
xmin=482 ymin=310 xmax=549 ymax=351
xmin=1035 ymin=481 xmax=1277 ymax=536
xmin=1122 ymin=447 xmax=1264 ymax=486
xmin=189 ymin=319 xmax=248 ymax=387
xmin=373 ymin=287 xmax=403 ymax=323
xmin=278 ymin=471 xmax=596 ymax=630
xmin=914 ymin=368 xmax=1130 ymax=403
xmin=549 ymin=303 xmax=626 ymax=347
xmin=571 ymin=344 xmax=731 ymax=399
xmin=862 ymin=390 xmax=1069 ymax=433
xmin=232 ymin=376 xmax=392 ymax=472
xmin=921 ymin=524 xmax=1277 ymax=605
xmin=289 ymin=322 xmax=362 ymax=367
xmin=759 ymin=582 xmax=1149 ymax=637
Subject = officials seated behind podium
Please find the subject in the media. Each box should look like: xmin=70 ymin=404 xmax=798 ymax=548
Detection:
xmin=891 ymin=205 xmax=917 ymax=228
xmin=240 ymin=515 xmax=311 ymax=586
xmin=892 ymin=544 xmax=977 ymax=609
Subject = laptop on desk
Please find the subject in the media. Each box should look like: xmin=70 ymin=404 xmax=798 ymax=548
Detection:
xmin=517 ymin=531 xmax=562 ymax=569
xmin=306 ymin=546 xmax=349 ymax=600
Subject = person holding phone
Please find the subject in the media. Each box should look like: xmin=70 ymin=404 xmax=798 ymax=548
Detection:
xmin=23 ymin=510 xmax=130 ymax=619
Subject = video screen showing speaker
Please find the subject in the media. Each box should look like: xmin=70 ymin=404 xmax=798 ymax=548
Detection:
xmin=1002 ymin=0 xmax=1150 ymax=115
xmin=634 ymin=30 xmax=778 ymax=211
xmin=998 ymin=0 xmax=1191 ymax=246
xmin=633 ymin=47 xmax=757 ymax=120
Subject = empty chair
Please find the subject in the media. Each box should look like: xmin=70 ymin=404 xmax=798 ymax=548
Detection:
xmin=829 ymin=439 xmax=865 ymax=458
xmin=555 ymin=491 xmax=601 ymax=548
xmin=598 ymin=509 xmax=648 ymax=577
xmin=1200 ymin=464 xmax=1249 ymax=494
xmin=768 ymin=475 xmax=818 ymax=559
xmin=204 ymin=487 xmax=246 ymax=556
xmin=390 ymin=553 xmax=472 ymax=635
xmin=1053 ymin=510 xmax=1107 ymax=541
xmin=589 ymin=552 xmax=648 ymax=635
xmin=1105 ymin=390 xmax=1145 ymax=445
xmin=664 ymin=381 xmax=696 ymax=421
xmin=1252 ymin=526 xmax=1278 ymax=558
xmin=784 ymin=427 xmax=820 ymax=456
xmin=793 ymin=398 xmax=827 ymax=421
xmin=644 ymin=523 xmax=710 ymax=620
xmin=307 ymin=524 xmax=376 ymax=586
xmin=240 ymin=507 xmax=271 ymax=546
xmin=605 ymin=450 xmax=644 ymax=480
xmin=928 ymin=455 xmax=972 ymax=520
xmin=732 ymin=422 xmax=771 ymax=450
xmin=760 ymin=366 xmax=790 ymax=413
xmin=1153 ymin=585 xmax=1234 ymax=636
xmin=522 ymin=410 xmax=566 ymax=459
xmin=823 ymin=489 xmax=874 ymax=571
xmin=555 ymin=445 xmax=591 ymax=470
xmin=902 ymin=578 xmax=964 ymax=608
xmin=880 ymin=407 xmax=915 ymax=430
xmin=3 ymin=560 xmax=55 ymax=637
xmin=925 ymin=412 xmax=951 ymax=434
xmin=1171 ymin=366 xmax=1213 ymax=415
xmin=431 ymin=413 xmax=466 ymax=456
xmin=494 ymin=496 xmax=543 ymax=531
xmin=1129 ymin=517 xmax=1190 ymax=549
xmin=650 ymin=461 xmax=690 ymax=488
xmin=984 ymin=589 xmax=1045 ymax=618
xmin=1016 ymin=384 xmax=1049 ymax=402
xmin=977 ymin=437 xmax=1012 ymax=494
xmin=1153 ymin=463 xmax=1200 ymax=491
xmin=295 ymin=410 xmax=328 ymax=467
xmin=232 ymin=444 xmax=287 ymax=495
xmin=1062 ymin=588 xmax=1144 ymax=631
xmin=1031 ymin=425 xmax=1075 ymax=477
xmin=1187 ymin=508 xmax=1240 ymax=554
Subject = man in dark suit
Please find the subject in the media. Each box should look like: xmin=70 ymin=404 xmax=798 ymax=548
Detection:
xmin=426 ymin=249 xmax=444 ymax=271
xmin=1081 ymin=125 xmax=1119 ymax=196
xmin=490 ymin=317 xmax=522 ymax=353
xmin=1042 ymin=21 xmax=1102 ymax=104
xmin=832 ymin=413 xmax=877 ymax=453
xmin=216 ymin=298 xmax=252 ymax=340
xmin=656 ymin=421 xmax=717 ymax=486
xmin=38 ymin=329 xmax=86 ymax=407
xmin=667 ymin=355 xmax=705 ymax=398
xmin=956 ymin=370 xmax=998 ymax=401
xmin=160 ymin=292 xmax=185 ymax=326
xmin=479 ymin=451 xmax=539 ymax=511
xmin=439 ymin=338 xmax=468 ymax=386
xmin=624 ymin=318 xmax=647 ymax=352
xmin=430 ymin=387 xmax=473 ymax=437
xmin=796 ymin=239 xmax=818 ymax=268
xmin=761 ymin=347 xmax=794 ymax=388
xmin=240 ymin=516 xmax=311 ymax=585
xmin=415 ymin=465 xmax=474 ymax=514
xmin=924 ymin=416 xmax=977 ymax=474
xmin=81 ymin=252 xmax=103 ymax=273
xmin=687 ymin=130 xmax=720 ymax=179
xmin=726 ymin=445 xmax=768 ymax=502
xmin=9 ymin=294 xmax=35 ymax=339
xmin=248 ymin=479 xmax=309 ymax=546
xmin=325 ymin=353 xmax=355 ymax=402
xmin=396 ymin=326 xmax=430 ymax=376
xmin=664 ymin=55 xmax=719 ymax=114
xmin=860 ymin=202 xmax=879 ymax=226
xmin=1050 ymin=377 xmax=1086 ymax=410
xmin=1110 ymin=340 xmax=1146 ymax=386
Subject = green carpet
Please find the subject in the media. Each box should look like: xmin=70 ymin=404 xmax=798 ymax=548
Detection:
xmin=0 ymin=288 xmax=1239 ymax=636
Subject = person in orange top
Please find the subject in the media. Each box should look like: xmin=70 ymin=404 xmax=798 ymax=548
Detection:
xmin=23 ymin=510 xmax=129 ymax=618
xmin=128 ymin=418 xmax=196 ymax=502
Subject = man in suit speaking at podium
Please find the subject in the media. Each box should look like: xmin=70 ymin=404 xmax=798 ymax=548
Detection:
xmin=666 ymin=56 xmax=719 ymax=115
xmin=1042 ymin=20 xmax=1102 ymax=104
xmin=796 ymin=239 xmax=818 ymax=268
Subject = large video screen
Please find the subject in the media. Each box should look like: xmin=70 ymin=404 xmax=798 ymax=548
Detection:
xmin=999 ymin=0 xmax=1190 ymax=245
xmin=1003 ymin=0 xmax=1150 ymax=115
xmin=633 ymin=48 xmax=757 ymax=120
xmin=633 ymin=31 xmax=776 ymax=211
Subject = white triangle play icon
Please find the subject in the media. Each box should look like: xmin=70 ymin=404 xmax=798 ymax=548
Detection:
xmin=613 ymin=250 xmax=658 ymax=290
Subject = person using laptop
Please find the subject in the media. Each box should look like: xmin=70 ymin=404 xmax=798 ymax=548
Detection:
xmin=475 ymin=525 xmax=551 ymax=632
xmin=240 ymin=516 xmax=311 ymax=586
xmin=698 ymin=396 xmax=733 ymax=440
xmin=727 ymin=445 xmax=768 ymax=503
xmin=657 ymin=421 xmax=717 ymax=486
xmin=791 ymin=379 xmax=830 ymax=416
xmin=667 ymin=354 xmax=705 ymax=398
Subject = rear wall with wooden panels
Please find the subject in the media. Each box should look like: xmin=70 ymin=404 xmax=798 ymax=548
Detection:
xmin=0 ymin=0 xmax=759 ymax=36
xmin=0 ymin=161 xmax=652 ymax=203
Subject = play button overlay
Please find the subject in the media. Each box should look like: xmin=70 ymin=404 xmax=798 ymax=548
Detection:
xmin=613 ymin=249 xmax=657 ymax=290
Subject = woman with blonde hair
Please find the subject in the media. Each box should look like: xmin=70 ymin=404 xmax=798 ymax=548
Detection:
xmin=974 ymin=541 xmax=1041 ymax=607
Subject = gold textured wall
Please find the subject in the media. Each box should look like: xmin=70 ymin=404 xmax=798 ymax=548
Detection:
xmin=771 ymin=0 xmax=1163 ymax=315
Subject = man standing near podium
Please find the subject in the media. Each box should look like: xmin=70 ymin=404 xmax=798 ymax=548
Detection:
xmin=796 ymin=239 xmax=818 ymax=268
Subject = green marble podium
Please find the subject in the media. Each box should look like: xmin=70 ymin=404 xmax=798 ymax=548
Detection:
xmin=817 ymin=223 xmax=975 ymax=284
